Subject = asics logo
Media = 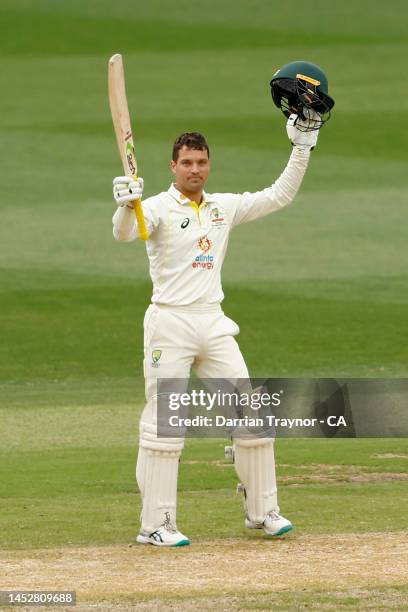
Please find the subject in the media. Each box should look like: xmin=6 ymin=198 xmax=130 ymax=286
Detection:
xmin=149 ymin=530 xmax=163 ymax=542
xmin=181 ymin=218 xmax=190 ymax=229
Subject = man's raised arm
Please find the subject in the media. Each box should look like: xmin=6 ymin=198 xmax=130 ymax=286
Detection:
xmin=230 ymin=110 xmax=321 ymax=227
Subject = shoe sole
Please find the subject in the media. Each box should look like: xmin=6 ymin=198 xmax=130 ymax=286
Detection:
xmin=136 ymin=535 xmax=190 ymax=547
xmin=265 ymin=524 xmax=293 ymax=537
xmin=245 ymin=521 xmax=294 ymax=536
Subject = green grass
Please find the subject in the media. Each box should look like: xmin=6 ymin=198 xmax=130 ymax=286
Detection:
xmin=0 ymin=0 xmax=407 ymax=597
xmin=125 ymin=585 xmax=408 ymax=611
xmin=1 ymin=272 xmax=407 ymax=390
xmin=1 ymin=424 xmax=407 ymax=548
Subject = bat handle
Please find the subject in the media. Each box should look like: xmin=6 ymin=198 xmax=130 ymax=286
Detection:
xmin=132 ymin=198 xmax=149 ymax=241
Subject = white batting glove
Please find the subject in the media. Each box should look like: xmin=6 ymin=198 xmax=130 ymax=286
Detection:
xmin=113 ymin=176 xmax=144 ymax=207
xmin=286 ymin=109 xmax=321 ymax=150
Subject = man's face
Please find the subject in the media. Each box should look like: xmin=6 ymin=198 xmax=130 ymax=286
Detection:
xmin=170 ymin=146 xmax=210 ymax=196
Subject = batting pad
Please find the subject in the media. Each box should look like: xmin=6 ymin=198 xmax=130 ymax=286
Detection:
xmin=233 ymin=437 xmax=279 ymax=524
xmin=136 ymin=421 xmax=184 ymax=534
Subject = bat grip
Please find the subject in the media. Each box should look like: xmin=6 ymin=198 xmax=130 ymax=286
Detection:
xmin=132 ymin=198 xmax=149 ymax=241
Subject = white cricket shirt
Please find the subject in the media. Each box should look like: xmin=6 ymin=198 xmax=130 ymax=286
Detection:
xmin=112 ymin=147 xmax=310 ymax=305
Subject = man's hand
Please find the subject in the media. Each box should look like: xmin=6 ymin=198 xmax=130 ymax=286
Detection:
xmin=286 ymin=109 xmax=321 ymax=150
xmin=113 ymin=176 xmax=144 ymax=207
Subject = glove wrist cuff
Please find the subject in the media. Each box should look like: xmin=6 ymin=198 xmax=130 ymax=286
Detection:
xmin=292 ymin=143 xmax=313 ymax=154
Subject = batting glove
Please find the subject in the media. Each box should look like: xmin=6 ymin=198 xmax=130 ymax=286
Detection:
xmin=113 ymin=176 xmax=144 ymax=207
xmin=286 ymin=109 xmax=321 ymax=151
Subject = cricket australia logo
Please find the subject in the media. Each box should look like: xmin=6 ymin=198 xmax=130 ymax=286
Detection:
xmin=151 ymin=349 xmax=162 ymax=368
xmin=210 ymin=207 xmax=226 ymax=228
xmin=210 ymin=208 xmax=224 ymax=222
xmin=198 ymin=236 xmax=212 ymax=253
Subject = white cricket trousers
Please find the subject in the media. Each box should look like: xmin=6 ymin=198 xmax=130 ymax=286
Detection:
xmin=143 ymin=302 xmax=249 ymax=394
xmin=136 ymin=302 xmax=278 ymax=534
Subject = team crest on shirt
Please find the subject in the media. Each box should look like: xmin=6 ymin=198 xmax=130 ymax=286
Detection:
xmin=198 ymin=236 xmax=212 ymax=253
xmin=151 ymin=349 xmax=162 ymax=367
xmin=210 ymin=207 xmax=226 ymax=228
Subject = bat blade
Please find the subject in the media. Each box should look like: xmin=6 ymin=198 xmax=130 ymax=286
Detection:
xmin=108 ymin=53 xmax=148 ymax=240
xmin=108 ymin=53 xmax=138 ymax=178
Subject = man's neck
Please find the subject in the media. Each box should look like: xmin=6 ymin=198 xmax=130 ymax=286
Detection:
xmin=175 ymin=184 xmax=204 ymax=204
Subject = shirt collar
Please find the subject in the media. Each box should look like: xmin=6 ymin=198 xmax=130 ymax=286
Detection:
xmin=168 ymin=183 xmax=215 ymax=205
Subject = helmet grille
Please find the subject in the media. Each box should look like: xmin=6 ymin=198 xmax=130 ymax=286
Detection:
xmin=271 ymin=76 xmax=332 ymax=131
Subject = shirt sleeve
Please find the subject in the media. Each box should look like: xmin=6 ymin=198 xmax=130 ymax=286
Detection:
xmin=112 ymin=197 xmax=160 ymax=241
xmin=230 ymin=146 xmax=311 ymax=228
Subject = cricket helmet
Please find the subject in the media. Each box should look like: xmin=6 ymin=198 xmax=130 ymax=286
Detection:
xmin=270 ymin=61 xmax=335 ymax=131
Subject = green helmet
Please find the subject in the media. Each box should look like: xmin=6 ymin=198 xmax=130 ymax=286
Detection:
xmin=270 ymin=61 xmax=335 ymax=130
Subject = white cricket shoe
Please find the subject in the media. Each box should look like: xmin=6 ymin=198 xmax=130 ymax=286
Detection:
xmin=136 ymin=513 xmax=190 ymax=547
xmin=245 ymin=510 xmax=293 ymax=537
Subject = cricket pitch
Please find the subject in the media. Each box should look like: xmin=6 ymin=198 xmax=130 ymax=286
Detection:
xmin=2 ymin=532 xmax=407 ymax=609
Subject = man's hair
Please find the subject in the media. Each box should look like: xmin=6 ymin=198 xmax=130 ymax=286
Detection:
xmin=172 ymin=132 xmax=210 ymax=162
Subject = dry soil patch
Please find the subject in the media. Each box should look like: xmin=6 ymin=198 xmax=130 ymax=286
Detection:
xmin=2 ymin=532 xmax=407 ymax=607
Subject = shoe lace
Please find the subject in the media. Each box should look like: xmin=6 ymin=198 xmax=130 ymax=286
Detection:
xmin=266 ymin=510 xmax=280 ymax=521
xmin=162 ymin=511 xmax=177 ymax=534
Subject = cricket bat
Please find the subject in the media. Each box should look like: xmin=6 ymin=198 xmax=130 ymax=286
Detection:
xmin=108 ymin=53 xmax=149 ymax=241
